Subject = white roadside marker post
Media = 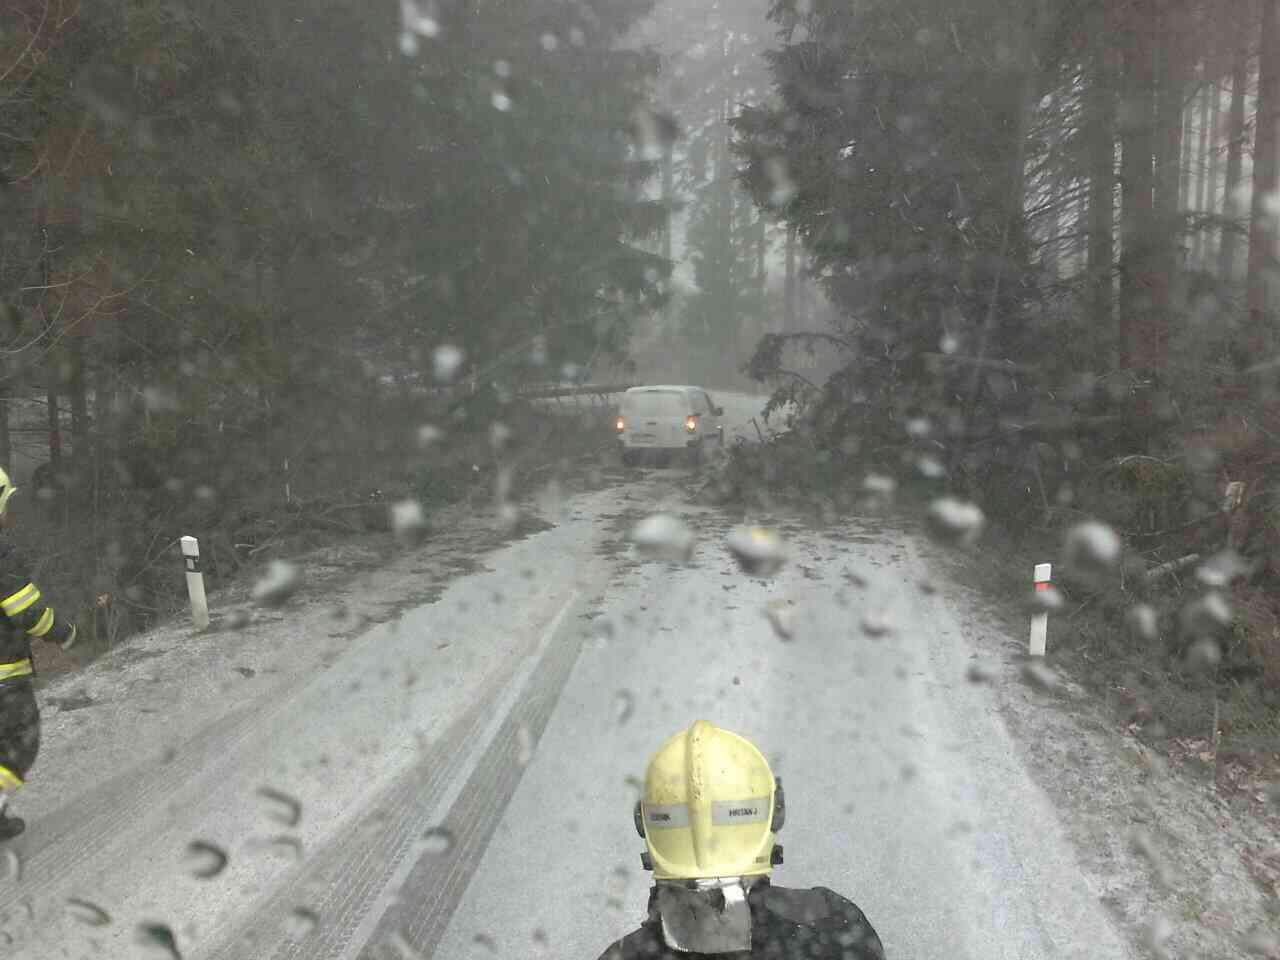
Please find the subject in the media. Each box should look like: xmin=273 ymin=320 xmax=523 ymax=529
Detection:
xmin=181 ymin=535 xmax=210 ymax=631
xmin=1030 ymin=562 xmax=1052 ymax=656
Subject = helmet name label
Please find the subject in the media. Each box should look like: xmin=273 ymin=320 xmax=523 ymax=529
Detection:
xmin=712 ymin=798 xmax=771 ymax=825
xmin=644 ymin=803 xmax=690 ymax=828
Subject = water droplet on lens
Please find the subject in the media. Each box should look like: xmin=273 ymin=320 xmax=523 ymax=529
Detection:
xmin=607 ymin=865 xmax=629 ymax=898
xmin=1020 ymin=661 xmax=1059 ymax=692
xmin=1062 ymin=521 xmax=1121 ymax=574
xmin=251 ymin=560 xmax=302 ymax=608
xmin=66 ymin=898 xmax=111 ymax=927
xmin=1128 ymin=828 xmax=1173 ymax=889
xmin=631 ymin=514 xmax=695 ymax=563
xmin=966 ymin=661 xmax=996 ymax=684
xmin=284 ymin=907 xmax=319 ymax=940
xmin=391 ymin=500 xmax=429 ymax=547
xmin=904 ymin=418 xmax=931 ymax=438
xmin=1127 ymin=604 xmax=1158 ymax=641
xmin=862 ymin=474 xmax=896 ymax=497
xmin=1026 ymin=585 xmax=1065 ymax=613
xmin=1180 ymin=592 xmax=1232 ymax=643
xmin=256 ymin=786 xmax=302 ymax=827
xmin=1142 ymin=916 xmax=1172 ymax=959
xmin=416 ymin=424 xmax=444 ymax=449
xmin=422 ymin=826 xmax=455 ymax=856
xmin=1 ymin=848 xmax=21 ymax=884
xmin=1196 ymin=550 xmax=1251 ymax=588
xmin=924 ymin=498 xmax=985 ymax=546
xmin=613 ymin=690 xmax=634 ymax=724
xmin=860 ymin=609 xmax=894 ymax=638
xmin=1184 ymin=637 xmax=1222 ymax=672
xmin=516 ymin=725 xmax=534 ymax=766
xmin=184 ymin=841 xmax=228 ymax=879
xmin=764 ymin=599 xmax=795 ymax=640
xmin=490 ymin=422 xmax=512 ymax=451
xmin=727 ymin=526 xmax=786 ymax=576
xmin=916 ymin=455 xmax=947 ymax=479
xmin=433 ymin=344 xmax=464 ymax=382
xmin=136 ymin=922 xmax=182 ymax=959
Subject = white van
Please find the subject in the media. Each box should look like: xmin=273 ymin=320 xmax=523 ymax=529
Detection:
xmin=616 ymin=385 xmax=725 ymax=466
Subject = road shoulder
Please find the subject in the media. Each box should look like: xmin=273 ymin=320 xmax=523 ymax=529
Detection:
xmin=925 ymin=538 xmax=1280 ymax=959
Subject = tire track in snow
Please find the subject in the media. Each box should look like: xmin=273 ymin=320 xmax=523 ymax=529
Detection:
xmin=197 ymin=589 xmax=587 ymax=960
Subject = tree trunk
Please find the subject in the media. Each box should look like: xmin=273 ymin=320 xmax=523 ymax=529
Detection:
xmin=47 ymin=381 xmax=63 ymax=473
xmin=0 ymin=360 xmax=10 ymax=471
xmin=1118 ymin=1 xmax=1158 ymax=373
xmin=756 ymin=213 xmax=766 ymax=289
xmin=715 ymin=93 xmax=733 ymax=346
xmin=1072 ymin=180 xmax=1090 ymax=275
xmin=661 ymin=0 xmax=674 ymax=281
xmin=1043 ymin=180 xmax=1061 ymax=279
xmin=1194 ymin=80 xmax=1212 ymax=263
xmin=784 ymin=223 xmax=796 ymax=332
xmin=1220 ymin=42 xmax=1249 ymax=281
xmin=67 ymin=336 xmax=89 ymax=461
xmin=1155 ymin=29 xmax=1187 ymax=283
xmin=1180 ymin=92 xmax=1196 ymax=214
xmin=1206 ymin=71 xmax=1223 ymax=267
xmin=1086 ymin=50 xmax=1117 ymax=342
xmin=1247 ymin=0 xmax=1280 ymax=334
xmin=662 ymin=142 xmax=674 ymax=269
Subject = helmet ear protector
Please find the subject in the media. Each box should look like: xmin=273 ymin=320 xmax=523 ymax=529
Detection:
xmin=635 ymin=776 xmax=786 ymax=869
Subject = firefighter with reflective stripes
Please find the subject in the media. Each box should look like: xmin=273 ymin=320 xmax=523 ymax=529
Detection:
xmin=0 ymin=466 xmax=77 ymax=841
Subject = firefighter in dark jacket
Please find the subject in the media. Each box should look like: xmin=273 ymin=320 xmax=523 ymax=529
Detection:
xmin=598 ymin=720 xmax=886 ymax=960
xmin=0 ymin=466 xmax=77 ymax=841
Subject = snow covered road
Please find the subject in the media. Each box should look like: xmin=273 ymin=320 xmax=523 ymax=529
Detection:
xmin=0 ymin=397 xmax=1136 ymax=960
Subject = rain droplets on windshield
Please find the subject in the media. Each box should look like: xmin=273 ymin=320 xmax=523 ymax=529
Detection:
xmin=2 ymin=0 xmax=1279 ymax=957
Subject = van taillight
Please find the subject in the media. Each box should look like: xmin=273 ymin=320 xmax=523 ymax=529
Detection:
xmin=685 ymin=415 xmax=697 ymax=432
xmin=616 ymin=417 xmax=625 ymax=432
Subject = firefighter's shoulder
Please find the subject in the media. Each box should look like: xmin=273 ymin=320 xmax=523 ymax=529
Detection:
xmin=594 ymin=922 xmax=676 ymax=960
xmin=758 ymin=884 xmax=886 ymax=958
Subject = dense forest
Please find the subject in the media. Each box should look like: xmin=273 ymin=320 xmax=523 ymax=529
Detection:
xmin=0 ymin=0 xmax=673 ymax=643
xmin=5 ymin=0 xmax=1280 ymax=716
xmin=728 ymin=0 xmax=1280 ymax=727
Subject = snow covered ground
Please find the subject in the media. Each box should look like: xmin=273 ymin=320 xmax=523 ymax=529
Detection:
xmin=0 ymin=392 xmax=1273 ymax=959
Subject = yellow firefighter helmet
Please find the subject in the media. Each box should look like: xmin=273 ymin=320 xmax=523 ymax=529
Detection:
xmin=634 ymin=720 xmax=785 ymax=880
xmin=0 ymin=466 xmax=17 ymax=515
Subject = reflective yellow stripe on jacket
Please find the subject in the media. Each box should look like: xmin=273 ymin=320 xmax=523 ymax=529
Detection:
xmin=1 ymin=583 xmax=40 ymax=617
xmin=0 ymin=765 xmax=23 ymax=790
xmin=0 ymin=658 xmax=33 ymax=682
xmin=29 ymin=608 xmax=54 ymax=637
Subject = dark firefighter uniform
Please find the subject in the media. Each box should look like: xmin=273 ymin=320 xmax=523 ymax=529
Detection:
xmin=0 ymin=539 xmax=77 ymax=820
xmin=598 ymin=881 xmax=886 ymax=960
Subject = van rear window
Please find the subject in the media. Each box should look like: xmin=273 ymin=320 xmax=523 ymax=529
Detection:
xmin=622 ymin=392 xmax=686 ymax=416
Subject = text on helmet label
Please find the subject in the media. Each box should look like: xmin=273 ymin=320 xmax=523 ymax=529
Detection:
xmin=711 ymin=798 xmax=771 ymax=825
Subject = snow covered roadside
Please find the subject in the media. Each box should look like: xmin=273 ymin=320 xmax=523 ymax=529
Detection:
xmin=922 ymin=535 xmax=1280 ymax=959
xmin=0 ymin=480 xmax=627 ymax=953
